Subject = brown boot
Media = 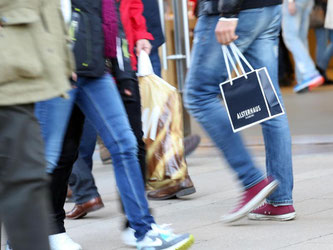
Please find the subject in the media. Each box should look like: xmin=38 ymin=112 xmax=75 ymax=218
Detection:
xmin=66 ymin=196 xmax=104 ymax=219
xmin=147 ymin=176 xmax=196 ymax=200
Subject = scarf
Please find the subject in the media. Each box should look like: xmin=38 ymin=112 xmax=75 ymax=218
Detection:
xmin=102 ymin=0 xmax=118 ymax=58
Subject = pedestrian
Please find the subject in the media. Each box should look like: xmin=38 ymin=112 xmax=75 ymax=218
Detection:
xmin=282 ymin=0 xmax=325 ymax=93
xmin=184 ymin=0 xmax=296 ymax=223
xmin=313 ymin=0 xmax=333 ymax=84
xmin=66 ymin=0 xmax=153 ymax=221
xmin=35 ymin=0 xmax=194 ymax=249
xmin=0 ymin=0 xmax=73 ymax=249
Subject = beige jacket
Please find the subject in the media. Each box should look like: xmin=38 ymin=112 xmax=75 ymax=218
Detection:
xmin=325 ymin=0 xmax=333 ymax=29
xmin=0 ymin=0 xmax=74 ymax=106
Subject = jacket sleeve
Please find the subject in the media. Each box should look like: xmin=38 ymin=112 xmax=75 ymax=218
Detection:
xmin=129 ymin=0 xmax=154 ymax=43
xmin=218 ymin=0 xmax=244 ymax=18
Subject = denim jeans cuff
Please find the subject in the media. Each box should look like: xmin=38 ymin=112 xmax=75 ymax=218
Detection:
xmin=76 ymin=194 xmax=100 ymax=205
xmin=266 ymin=199 xmax=293 ymax=206
xmin=244 ymin=175 xmax=266 ymax=190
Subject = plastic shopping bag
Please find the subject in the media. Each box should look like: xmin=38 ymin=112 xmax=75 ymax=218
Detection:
xmin=219 ymin=43 xmax=284 ymax=133
xmin=137 ymin=51 xmax=190 ymax=191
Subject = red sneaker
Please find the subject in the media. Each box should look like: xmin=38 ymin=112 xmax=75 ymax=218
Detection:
xmin=248 ymin=203 xmax=296 ymax=221
xmin=222 ymin=177 xmax=278 ymax=223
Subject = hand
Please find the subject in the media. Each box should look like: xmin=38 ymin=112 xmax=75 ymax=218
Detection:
xmin=288 ymin=2 xmax=296 ymax=15
xmin=215 ymin=19 xmax=239 ymax=45
xmin=72 ymin=72 xmax=77 ymax=82
xmin=71 ymin=72 xmax=78 ymax=88
xmin=135 ymin=39 xmax=152 ymax=56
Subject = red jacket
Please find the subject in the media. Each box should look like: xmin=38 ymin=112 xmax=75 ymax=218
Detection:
xmin=119 ymin=0 xmax=154 ymax=70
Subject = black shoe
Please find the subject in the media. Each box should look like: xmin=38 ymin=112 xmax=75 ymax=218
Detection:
xmin=316 ymin=66 xmax=333 ymax=85
xmin=184 ymin=134 xmax=201 ymax=156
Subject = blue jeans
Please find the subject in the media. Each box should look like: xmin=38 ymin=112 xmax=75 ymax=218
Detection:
xmin=282 ymin=0 xmax=318 ymax=83
xmin=315 ymin=28 xmax=333 ymax=71
xmin=68 ymin=119 xmax=99 ymax=204
xmin=35 ymin=91 xmax=75 ymax=173
xmin=35 ymin=73 xmax=154 ymax=239
xmin=184 ymin=5 xmax=293 ymax=205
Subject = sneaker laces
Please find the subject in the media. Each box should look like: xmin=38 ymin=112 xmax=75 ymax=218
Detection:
xmin=255 ymin=203 xmax=267 ymax=210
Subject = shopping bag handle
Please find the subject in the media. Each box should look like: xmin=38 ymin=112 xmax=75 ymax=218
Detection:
xmin=221 ymin=42 xmax=254 ymax=84
xmin=222 ymin=45 xmax=239 ymax=85
xmin=137 ymin=50 xmax=155 ymax=77
xmin=229 ymin=42 xmax=254 ymax=72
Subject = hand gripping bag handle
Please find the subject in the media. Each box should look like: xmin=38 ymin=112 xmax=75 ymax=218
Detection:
xmin=137 ymin=50 xmax=154 ymax=77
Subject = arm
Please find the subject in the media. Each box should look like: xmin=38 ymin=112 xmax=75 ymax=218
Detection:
xmin=218 ymin=0 xmax=244 ymax=18
xmin=129 ymin=0 xmax=154 ymax=55
xmin=215 ymin=0 xmax=244 ymax=45
xmin=287 ymin=0 xmax=296 ymax=15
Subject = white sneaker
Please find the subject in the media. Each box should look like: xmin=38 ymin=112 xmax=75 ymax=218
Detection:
xmin=137 ymin=224 xmax=194 ymax=250
xmin=121 ymin=227 xmax=137 ymax=247
xmin=121 ymin=224 xmax=174 ymax=247
xmin=49 ymin=233 xmax=82 ymax=250
xmin=6 ymin=243 xmax=12 ymax=250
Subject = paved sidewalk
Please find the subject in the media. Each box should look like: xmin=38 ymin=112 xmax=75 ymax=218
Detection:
xmin=1 ymin=86 xmax=333 ymax=250
xmin=54 ymin=86 xmax=333 ymax=250
xmin=58 ymin=143 xmax=333 ymax=250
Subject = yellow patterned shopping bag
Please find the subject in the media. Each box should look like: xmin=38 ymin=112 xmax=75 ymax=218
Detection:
xmin=137 ymin=52 xmax=189 ymax=191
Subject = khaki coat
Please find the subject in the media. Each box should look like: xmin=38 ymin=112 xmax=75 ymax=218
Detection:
xmin=0 ymin=0 xmax=74 ymax=105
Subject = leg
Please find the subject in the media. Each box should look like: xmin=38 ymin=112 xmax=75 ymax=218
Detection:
xmin=66 ymin=119 xmax=104 ymax=220
xmin=0 ymin=105 xmax=50 ymax=250
xmin=282 ymin=0 xmax=318 ymax=83
xmin=149 ymin=48 xmax=162 ymax=77
xmin=184 ymin=14 xmax=263 ymax=189
xmin=315 ymin=28 xmax=327 ymax=69
xmin=69 ymin=119 xmax=100 ymax=204
xmin=76 ymin=74 xmax=154 ymax=240
xmin=49 ymin=105 xmax=85 ymax=234
xmin=317 ymin=29 xmax=333 ymax=71
xmin=35 ymin=89 xmax=76 ymax=173
xmin=112 ymin=59 xmax=146 ymax=183
xmin=242 ymin=12 xmax=294 ymax=205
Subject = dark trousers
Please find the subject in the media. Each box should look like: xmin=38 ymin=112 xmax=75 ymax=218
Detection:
xmin=113 ymin=60 xmax=146 ymax=181
xmin=0 ymin=105 xmax=51 ymax=250
xmin=50 ymin=105 xmax=85 ymax=234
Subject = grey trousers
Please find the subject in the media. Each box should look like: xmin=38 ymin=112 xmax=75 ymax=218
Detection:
xmin=0 ymin=104 xmax=50 ymax=250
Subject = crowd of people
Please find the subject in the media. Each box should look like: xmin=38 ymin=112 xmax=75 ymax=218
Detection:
xmin=0 ymin=0 xmax=332 ymax=250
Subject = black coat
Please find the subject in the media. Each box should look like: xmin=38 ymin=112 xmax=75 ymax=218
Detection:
xmin=142 ymin=0 xmax=165 ymax=50
xmin=198 ymin=0 xmax=282 ymax=18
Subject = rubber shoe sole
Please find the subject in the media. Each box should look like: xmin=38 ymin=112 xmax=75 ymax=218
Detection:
xmin=148 ymin=186 xmax=196 ymax=201
xmin=309 ymin=76 xmax=325 ymax=90
xmin=248 ymin=211 xmax=296 ymax=221
xmin=294 ymin=75 xmax=325 ymax=93
xmin=176 ymin=187 xmax=196 ymax=198
xmin=170 ymin=234 xmax=195 ymax=250
xmin=221 ymin=180 xmax=278 ymax=223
